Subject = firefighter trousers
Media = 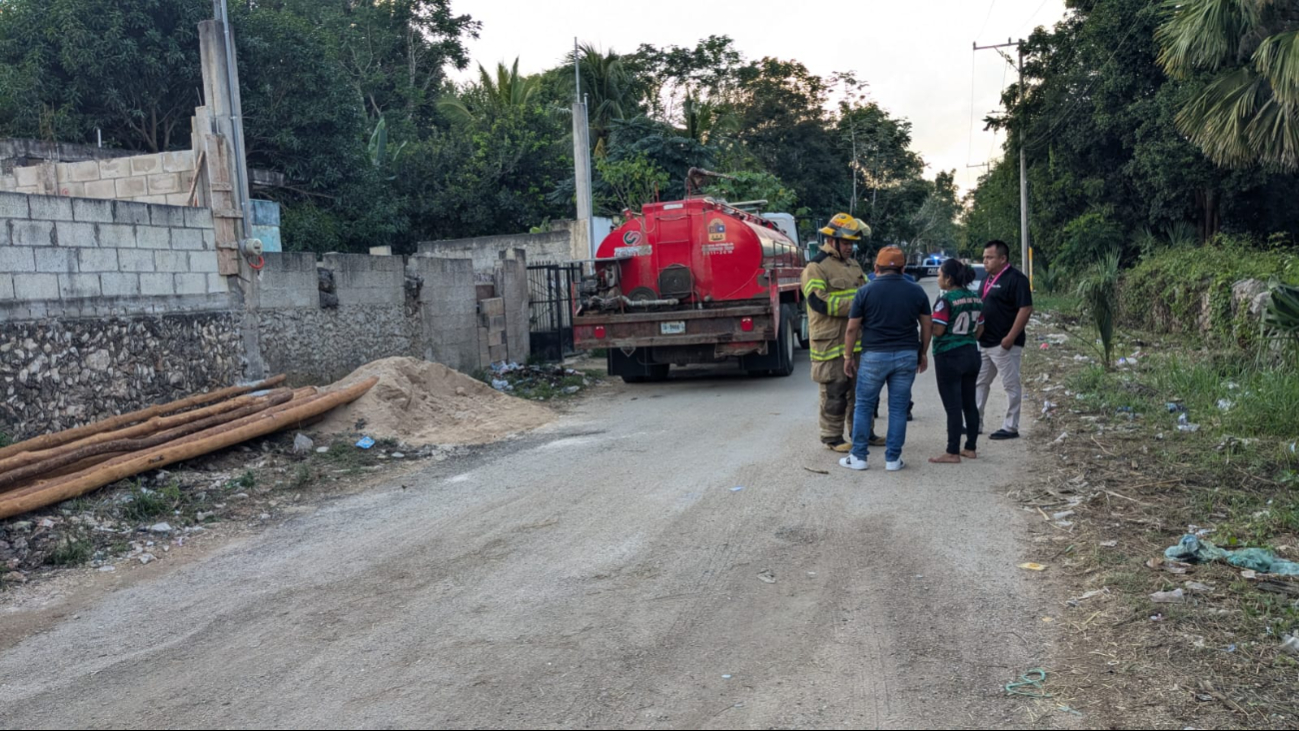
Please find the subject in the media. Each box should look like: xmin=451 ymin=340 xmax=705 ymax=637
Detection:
xmin=818 ymin=366 xmax=857 ymax=444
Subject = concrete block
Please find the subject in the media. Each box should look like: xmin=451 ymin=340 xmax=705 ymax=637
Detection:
xmin=170 ymin=228 xmax=204 ymax=250
xmin=149 ymin=204 xmax=187 ymax=228
xmin=165 ymin=193 xmax=190 ymax=206
xmin=115 ymin=177 xmax=147 ymax=198
xmin=0 ymin=175 xmax=14 ymax=191
xmin=188 ymin=250 xmax=218 ymax=272
xmin=136 ymin=226 xmax=170 ymax=249
xmin=162 ymin=150 xmax=194 ymax=173
xmin=184 ymin=207 xmax=214 ymax=229
xmin=14 ymin=220 xmax=56 ymax=247
xmin=52 ymin=221 xmax=95 ymax=247
xmin=59 ymin=272 xmax=101 ymax=299
xmin=130 ymin=153 xmax=163 ymax=176
xmin=201 ymin=229 xmax=216 ymax=250
xmin=139 ymin=272 xmax=174 ymax=296
xmin=85 ymin=179 xmax=117 ymax=199
xmin=178 ymin=170 xmax=195 ymax=191
xmin=137 ymin=195 xmax=168 ymax=204
xmin=0 ymin=273 xmax=13 ymax=300
xmin=35 ymin=247 xmax=77 ymax=273
xmin=29 ymin=195 xmax=74 ymax=221
xmin=207 ymin=272 xmax=228 ymax=294
xmin=154 ymin=250 xmax=188 ymax=272
xmin=72 ymin=197 xmax=114 ymax=223
xmin=14 ymin=166 xmax=39 ymax=188
xmin=14 ymin=186 xmax=39 ymax=195
xmin=97 ymin=157 xmax=131 ymax=179
xmin=174 ymin=272 xmax=207 ymax=295
xmin=98 ymin=223 xmax=136 ymax=249
xmin=0 ymin=246 xmax=36 ymax=273
xmin=100 ymin=272 xmax=141 ymax=297
xmin=68 ymin=160 xmax=101 ymax=183
xmin=113 ymin=200 xmax=151 ymax=225
xmin=61 ymin=182 xmax=86 ymax=198
xmin=146 ymin=173 xmax=181 ymax=195
xmin=488 ymin=329 xmax=504 ymax=347
xmin=76 ymin=247 xmax=119 ymax=273
xmin=14 ymin=272 xmax=58 ymax=300
xmin=0 ymin=192 xmax=29 ymax=219
xmin=118 ymin=248 xmax=154 ymax=272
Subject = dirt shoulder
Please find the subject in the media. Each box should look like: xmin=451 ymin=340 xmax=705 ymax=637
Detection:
xmin=1008 ymin=310 xmax=1299 ymax=730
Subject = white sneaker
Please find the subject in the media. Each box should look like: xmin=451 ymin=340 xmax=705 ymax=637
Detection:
xmin=886 ymin=459 xmax=905 ymax=472
xmin=839 ymin=454 xmax=868 ymax=471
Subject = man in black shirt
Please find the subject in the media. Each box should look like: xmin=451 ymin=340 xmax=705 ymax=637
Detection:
xmin=975 ymin=240 xmax=1034 ymax=440
xmin=840 ymin=247 xmax=932 ymax=471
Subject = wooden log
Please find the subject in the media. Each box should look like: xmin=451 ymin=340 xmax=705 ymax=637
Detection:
xmin=0 ymin=375 xmax=287 ymax=461
xmin=0 ymin=379 xmax=373 ymax=519
xmin=0 ymin=393 xmax=276 ymax=475
xmin=0 ymin=391 xmax=293 ymax=492
xmin=16 ymin=388 xmax=322 ymax=495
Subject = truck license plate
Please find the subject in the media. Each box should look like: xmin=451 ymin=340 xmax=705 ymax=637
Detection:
xmin=660 ymin=321 xmax=686 ymax=335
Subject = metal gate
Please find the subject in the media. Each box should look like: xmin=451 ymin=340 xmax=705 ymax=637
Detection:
xmin=527 ymin=262 xmax=582 ymax=362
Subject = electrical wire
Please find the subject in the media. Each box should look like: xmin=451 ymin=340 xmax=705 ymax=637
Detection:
xmin=1020 ymin=4 xmax=1154 ymax=151
xmin=976 ymin=0 xmax=999 ymax=42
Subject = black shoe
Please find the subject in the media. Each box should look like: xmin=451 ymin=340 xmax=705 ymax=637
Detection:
xmin=989 ymin=429 xmax=1020 ymax=440
xmin=869 ymin=434 xmax=886 ymax=447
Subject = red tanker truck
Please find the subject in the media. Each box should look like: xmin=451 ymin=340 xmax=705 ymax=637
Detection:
xmin=572 ymin=195 xmax=808 ymax=382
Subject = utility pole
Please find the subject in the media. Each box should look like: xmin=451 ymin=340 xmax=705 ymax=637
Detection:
xmin=973 ymin=38 xmax=1029 ymax=274
xmin=214 ymin=0 xmax=251 ymax=240
xmin=572 ymin=38 xmax=595 ymax=259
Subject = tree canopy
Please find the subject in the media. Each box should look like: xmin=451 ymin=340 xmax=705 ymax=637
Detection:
xmin=0 ymin=2 xmax=951 ymax=255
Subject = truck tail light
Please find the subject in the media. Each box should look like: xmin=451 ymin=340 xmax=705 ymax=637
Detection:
xmin=740 ymin=318 xmax=754 ymax=332
xmin=594 ymin=326 xmax=607 ymax=339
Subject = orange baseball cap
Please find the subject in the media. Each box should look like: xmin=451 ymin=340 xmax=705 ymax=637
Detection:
xmin=875 ymin=246 xmax=906 ymax=269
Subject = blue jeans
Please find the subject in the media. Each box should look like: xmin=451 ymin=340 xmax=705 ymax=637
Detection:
xmin=851 ymin=350 xmax=919 ymax=462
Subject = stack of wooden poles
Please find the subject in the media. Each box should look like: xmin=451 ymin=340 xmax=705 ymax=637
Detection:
xmin=0 ymin=374 xmax=377 ymax=520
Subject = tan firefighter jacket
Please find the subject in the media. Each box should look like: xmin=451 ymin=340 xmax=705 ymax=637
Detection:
xmin=801 ymin=242 xmax=866 ymax=381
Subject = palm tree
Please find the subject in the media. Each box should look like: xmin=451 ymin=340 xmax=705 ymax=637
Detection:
xmin=573 ymin=44 xmax=642 ymax=153
xmin=438 ymin=57 xmax=539 ymax=123
xmin=1156 ymin=0 xmax=1299 ymax=170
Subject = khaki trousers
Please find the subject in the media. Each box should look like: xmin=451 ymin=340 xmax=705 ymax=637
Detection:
xmin=818 ymin=365 xmax=857 ymax=443
xmin=976 ymin=345 xmax=1024 ymax=432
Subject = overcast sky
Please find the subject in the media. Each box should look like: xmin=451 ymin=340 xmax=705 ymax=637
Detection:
xmin=449 ymin=0 xmax=1068 ymax=195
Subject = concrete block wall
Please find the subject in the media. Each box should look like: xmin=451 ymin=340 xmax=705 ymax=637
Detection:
xmin=418 ymin=229 xmax=574 ymax=270
xmin=416 ymin=256 xmax=480 ymax=373
xmin=321 ymin=253 xmax=407 ymax=306
xmin=0 ymin=151 xmax=197 ymax=206
xmin=0 ymin=192 xmax=227 ymax=321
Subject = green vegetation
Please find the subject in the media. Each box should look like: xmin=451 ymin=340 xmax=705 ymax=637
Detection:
xmin=0 ymin=2 xmax=957 ymax=256
xmin=963 ymin=0 xmax=1299 ymax=270
xmin=46 ymin=534 xmax=93 ymax=567
xmin=119 ymin=480 xmax=179 ymax=522
xmin=1076 ymin=250 xmax=1122 ymax=367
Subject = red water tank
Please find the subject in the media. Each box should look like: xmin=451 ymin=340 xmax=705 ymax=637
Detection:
xmin=595 ymin=198 xmax=802 ymax=306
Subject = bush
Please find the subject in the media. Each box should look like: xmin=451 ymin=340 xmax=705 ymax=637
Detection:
xmin=1120 ymin=234 xmax=1298 ymax=343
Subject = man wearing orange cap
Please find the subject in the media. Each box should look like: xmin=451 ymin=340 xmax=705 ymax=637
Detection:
xmin=839 ymin=246 xmax=932 ymax=472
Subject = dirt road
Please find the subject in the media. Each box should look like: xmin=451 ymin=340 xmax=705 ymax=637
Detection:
xmin=0 ymin=283 xmax=1063 ymax=729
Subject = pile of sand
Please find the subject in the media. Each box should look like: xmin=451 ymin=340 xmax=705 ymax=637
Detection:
xmin=315 ymin=357 xmax=554 ymax=446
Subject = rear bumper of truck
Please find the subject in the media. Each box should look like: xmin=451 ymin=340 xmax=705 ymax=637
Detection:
xmin=574 ymin=305 xmax=775 ymax=352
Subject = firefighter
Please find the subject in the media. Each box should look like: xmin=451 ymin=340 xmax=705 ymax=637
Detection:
xmin=802 ymin=213 xmax=872 ymax=452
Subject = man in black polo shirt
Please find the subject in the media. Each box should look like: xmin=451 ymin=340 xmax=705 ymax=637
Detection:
xmin=976 ymin=240 xmax=1034 ymax=440
xmin=839 ymin=247 xmax=932 ymax=472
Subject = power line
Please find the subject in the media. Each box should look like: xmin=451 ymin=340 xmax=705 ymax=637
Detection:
xmin=976 ymin=0 xmax=999 ymax=41
xmin=1017 ymin=0 xmax=1053 ymax=35
xmin=1021 ymin=4 xmax=1154 ymax=150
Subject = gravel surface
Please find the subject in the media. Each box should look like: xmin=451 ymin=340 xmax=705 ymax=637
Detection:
xmin=0 ymin=282 xmax=1066 ymax=729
